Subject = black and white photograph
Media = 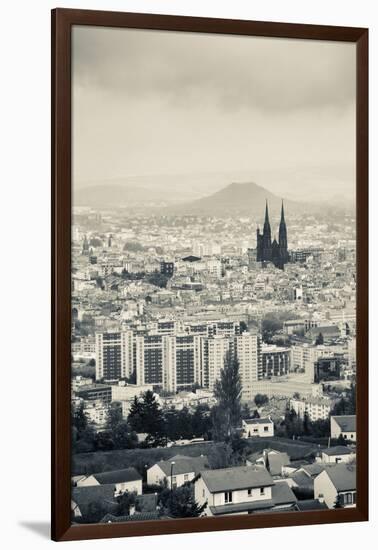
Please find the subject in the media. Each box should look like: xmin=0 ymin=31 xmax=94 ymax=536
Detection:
xmin=70 ymin=25 xmax=358 ymax=526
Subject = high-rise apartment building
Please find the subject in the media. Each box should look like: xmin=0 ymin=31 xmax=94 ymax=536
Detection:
xmin=235 ymin=331 xmax=262 ymax=400
xmin=261 ymin=344 xmax=290 ymax=378
xmin=95 ymin=331 xmax=133 ymax=381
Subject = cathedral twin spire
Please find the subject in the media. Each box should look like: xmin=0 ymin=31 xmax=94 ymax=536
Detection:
xmin=256 ymin=200 xmax=289 ymax=269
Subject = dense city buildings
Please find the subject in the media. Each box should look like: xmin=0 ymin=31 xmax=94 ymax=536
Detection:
xmin=71 ymin=201 xmax=357 ymax=523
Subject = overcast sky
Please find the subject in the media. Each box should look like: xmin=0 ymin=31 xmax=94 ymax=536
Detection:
xmin=72 ymin=26 xmax=356 ymax=200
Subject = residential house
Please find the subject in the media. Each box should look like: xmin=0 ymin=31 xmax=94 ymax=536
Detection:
xmin=330 ymin=415 xmax=356 ymax=442
xmin=242 ymin=417 xmax=274 ymax=438
xmin=289 ymin=396 xmax=331 ymax=422
xmin=147 ymin=454 xmax=209 ymax=489
xmin=71 ymin=484 xmax=117 ymax=522
xmin=76 ymin=467 xmax=142 ymax=496
xmin=246 ymin=449 xmax=290 ymax=477
xmin=285 ymin=463 xmax=326 ymax=498
xmin=320 ymin=446 xmax=355 ymax=464
xmin=314 ymin=464 xmax=356 ymax=509
xmin=194 ymin=466 xmax=296 ymax=516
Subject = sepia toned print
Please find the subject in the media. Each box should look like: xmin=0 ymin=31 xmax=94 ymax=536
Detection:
xmin=70 ymin=25 xmax=357 ymax=526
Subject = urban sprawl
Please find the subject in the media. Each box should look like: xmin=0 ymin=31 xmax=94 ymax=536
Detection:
xmin=71 ymin=201 xmax=357 ymax=524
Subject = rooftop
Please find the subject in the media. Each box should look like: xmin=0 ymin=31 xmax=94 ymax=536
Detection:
xmin=295 ymin=499 xmax=328 ymax=511
xmin=322 ymin=464 xmax=356 ymax=492
xmin=332 ymin=415 xmax=356 ymax=433
xmin=322 ymin=446 xmax=355 ymax=457
xmin=155 ymin=455 xmax=209 ymax=477
xmin=200 ymin=466 xmax=274 ymax=493
xmin=243 ymin=417 xmax=273 ymax=425
xmin=271 ymin=482 xmax=297 ymax=506
xmin=93 ymin=468 xmax=142 ymax=485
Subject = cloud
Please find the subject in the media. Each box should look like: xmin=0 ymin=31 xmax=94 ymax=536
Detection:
xmin=72 ymin=26 xmax=355 ymax=112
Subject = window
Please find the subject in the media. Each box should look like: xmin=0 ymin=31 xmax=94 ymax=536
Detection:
xmin=260 ymin=488 xmax=265 ymax=496
xmin=184 ymin=474 xmax=189 ymax=482
xmin=264 ymin=426 xmax=269 ymax=432
xmin=248 ymin=489 xmax=252 ymax=497
xmin=225 ymin=491 xmax=233 ymax=503
xmin=344 ymin=492 xmax=354 ymax=505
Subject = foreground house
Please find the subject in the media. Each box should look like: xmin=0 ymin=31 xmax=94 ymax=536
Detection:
xmin=147 ymin=454 xmax=209 ymax=489
xmin=242 ymin=417 xmax=274 ymax=438
xmin=330 ymin=415 xmax=356 ymax=442
xmin=314 ymin=464 xmax=356 ymax=509
xmin=72 ymin=487 xmax=157 ymax=523
xmin=194 ymin=465 xmax=296 ymax=516
xmin=71 ymin=484 xmax=118 ymax=522
xmin=76 ymin=467 xmax=142 ymax=496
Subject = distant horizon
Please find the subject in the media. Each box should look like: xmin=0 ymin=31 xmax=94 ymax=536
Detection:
xmin=74 ymin=173 xmax=355 ymax=206
xmin=73 ymin=27 xmax=356 ymax=205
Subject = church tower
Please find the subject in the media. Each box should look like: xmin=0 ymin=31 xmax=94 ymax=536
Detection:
xmin=278 ymin=200 xmax=289 ymax=265
xmin=82 ymin=234 xmax=89 ymax=256
xmin=262 ymin=200 xmax=272 ymax=261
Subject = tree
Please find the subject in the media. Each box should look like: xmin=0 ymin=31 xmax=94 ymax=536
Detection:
xmin=331 ymin=383 xmax=356 ymax=416
xmin=72 ymin=403 xmax=88 ymax=433
xmin=113 ymin=421 xmax=138 ymax=450
xmin=116 ymin=491 xmax=137 ymax=516
xmin=210 ymin=405 xmax=229 ymax=441
xmin=254 ymin=394 xmax=269 ymax=408
xmin=208 ymin=443 xmax=233 ymax=469
xmin=213 ymin=351 xmax=242 ymax=438
xmin=146 ymin=272 xmax=169 ymax=288
xmin=95 ymin=430 xmax=115 ymax=451
xmin=159 ymin=485 xmax=207 ymax=518
xmin=128 ymin=391 xmax=165 ymax=445
xmin=334 ymin=494 xmax=343 ymax=508
xmin=315 ymin=332 xmax=324 ymax=345
xmin=241 ymin=403 xmax=251 ymax=419
xmin=141 ymin=390 xmax=165 ymax=441
xmin=282 ymin=407 xmax=304 ymax=439
xmin=192 ymin=404 xmax=211 ymax=438
xmin=106 ymin=403 xmax=123 ymax=432
xmin=128 ymin=396 xmax=144 ymax=433
xmin=240 ymin=321 xmax=248 ymax=334
xmin=303 ymin=411 xmax=310 ymax=435
xmin=123 ymin=241 xmax=144 ymax=252
xmin=74 ymin=426 xmax=97 ymax=453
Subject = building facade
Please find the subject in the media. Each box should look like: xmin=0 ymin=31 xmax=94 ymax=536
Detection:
xmin=95 ymin=331 xmax=133 ymax=381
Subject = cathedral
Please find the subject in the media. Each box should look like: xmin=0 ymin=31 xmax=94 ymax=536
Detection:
xmin=256 ymin=201 xmax=289 ymax=269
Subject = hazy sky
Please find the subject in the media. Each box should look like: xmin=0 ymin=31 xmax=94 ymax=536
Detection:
xmin=72 ymin=26 xmax=356 ymax=200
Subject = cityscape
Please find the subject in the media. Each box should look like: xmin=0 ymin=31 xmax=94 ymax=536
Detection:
xmin=71 ymin=194 xmax=357 ymax=523
xmin=71 ymin=26 xmax=356 ymax=526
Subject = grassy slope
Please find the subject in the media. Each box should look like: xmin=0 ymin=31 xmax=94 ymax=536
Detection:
xmin=72 ymin=437 xmax=319 ymax=476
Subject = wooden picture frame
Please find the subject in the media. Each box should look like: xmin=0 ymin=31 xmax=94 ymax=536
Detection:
xmin=52 ymin=8 xmax=368 ymax=542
